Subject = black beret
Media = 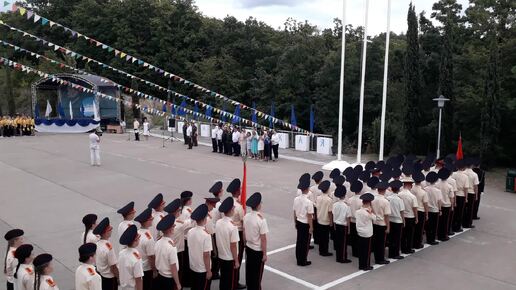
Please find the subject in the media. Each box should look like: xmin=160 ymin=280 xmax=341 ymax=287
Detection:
xmin=334 ymin=175 xmax=345 ymax=186
xmin=156 ymin=214 xmax=176 ymax=231
xmin=438 ymin=168 xmax=451 ymax=180
xmin=33 ymin=253 xmax=53 ymax=268
xmin=93 ymin=217 xmax=112 ymax=235
xmin=148 ymin=193 xmax=164 ymax=209
xmin=318 ymin=180 xmax=331 ymax=192
xmin=386 ymin=156 xmax=397 ymax=166
xmin=227 ymin=179 xmax=241 ymax=194
xmin=360 ymin=193 xmax=375 ymax=202
xmin=426 ymin=171 xmax=439 ymax=183
xmin=205 ymin=197 xmax=220 ymax=204
xmin=391 ymin=168 xmax=402 ymax=178
xmin=209 ymin=181 xmax=223 ymax=194
xmin=82 ymin=214 xmax=97 ymax=226
xmin=334 ymin=185 xmax=347 ymax=198
xmin=350 ymin=181 xmax=363 ymax=193
xmin=422 ymin=160 xmax=432 ymax=170
xmin=376 ymin=160 xmax=386 ymax=169
xmin=219 ymin=197 xmax=234 ymax=213
xmin=367 ymin=176 xmax=380 ymax=189
xmin=180 ymin=191 xmax=193 ymax=199
xmin=329 ymin=168 xmax=341 ymax=179
xmin=246 ymin=192 xmax=262 ymax=208
xmin=4 ymin=229 xmax=23 ymax=241
xmin=14 ymin=244 xmax=33 ymax=261
xmin=359 ymin=171 xmax=370 ymax=182
xmin=390 ymin=180 xmax=403 ymax=191
xmin=402 ymin=165 xmax=413 ymax=176
xmin=343 ymin=167 xmax=354 ymax=178
xmin=117 ymin=202 xmax=135 ymax=216
xmin=164 ymin=198 xmax=181 ymax=214
xmin=120 ymin=225 xmax=138 ymax=246
xmin=379 ymin=171 xmax=391 ymax=182
xmin=134 ymin=208 xmax=153 ymax=224
xmin=297 ymin=178 xmax=310 ymax=190
xmin=424 ymin=153 xmax=436 ymax=164
xmin=191 ymin=204 xmax=209 ymax=221
xmin=455 ymin=159 xmax=465 ymax=169
xmin=312 ymin=171 xmax=324 ymax=182
xmin=354 ymin=165 xmax=364 ymax=172
xmin=365 ymin=161 xmax=376 ymax=171
xmin=413 ymin=171 xmax=425 ymax=183
xmin=79 ymin=243 xmax=97 ymax=256
xmin=377 ymin=181 xmax=389 ymax=191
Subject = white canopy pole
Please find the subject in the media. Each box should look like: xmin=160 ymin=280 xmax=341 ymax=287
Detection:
xmin=356 ymin=0 xmax=369 ymax=164
xmin=379 ymin=0 xmax=392 ymax=161
xmin=337 ymin=0 xmax=347 ymax=161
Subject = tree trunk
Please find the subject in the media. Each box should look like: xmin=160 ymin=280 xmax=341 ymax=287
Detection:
xmin=5 ymin=67 xmax=16 ymax=116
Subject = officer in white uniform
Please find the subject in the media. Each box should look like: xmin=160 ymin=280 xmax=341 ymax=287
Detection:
xmin=33 ymin=253 xmax=59 ymax=290
xmin=93 ymin=218 xmax=119 ymax=290
xmin=215 ymin=197 xmax=240 ymax=290
xmin=118 ymin=225 xmax=144 ymax=290
xmin=134 ymin=209 xmax=156 ymax=290
xmin=155 ymin=214 xmax=181 ymax=290
xmin=75 ymin=243 xmax=102 ymax=290
xmin=216 ymin=125 xmax=224 ymax=153
xmin=4 ymin=229 xmax=24 ymax=290
xmin=211 ymin=125 xmax=219 ymax=152
xmin=14 ymin=244 xmax=34 ymax=290
xmin=117 ymin=202 xmax=136 ymax=247
xmin=89 ymin=131 xmax=101 ymax=166
xmin=187 ymin=204 xmax=213 ymax=290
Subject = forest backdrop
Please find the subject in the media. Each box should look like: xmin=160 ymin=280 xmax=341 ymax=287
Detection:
xmin=0 ymin=0 xmax=514 ymax=166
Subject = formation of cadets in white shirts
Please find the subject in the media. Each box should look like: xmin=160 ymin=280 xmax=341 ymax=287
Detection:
xmin=293 ymin=154 xmax=485 ymax=271
xmin=3 ymin=179 xmax=269 ymax=290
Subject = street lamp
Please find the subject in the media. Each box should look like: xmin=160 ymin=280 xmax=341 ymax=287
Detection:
xmin=433 ymin=95 xmax=449 ymax=158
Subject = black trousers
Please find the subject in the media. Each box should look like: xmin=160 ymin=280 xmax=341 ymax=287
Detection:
xmin=236 ymin=231 xmax=244 ymax=282
xmin=357 ymin=236 xmax=372 ymax=270
xmin=211 ymin=235 xmax=220 ymax=276
xmin=226 ymin=142 xmax=233 ymax=155
xmin=100 ymin=275 xmax=117 ymax=290
xmin=135 ymin=132 xmax=140 ymax=141
xmin=401 ymin=217 xmax=415 ymax=253
xmin=349 ymin=222 xmax=358 ymax=257
xmin=454 ymin=196 xmax=466 ymax=231
xmin=7 ymin=282 xmax=13 ymax=290
xmin=178 ymin=248 xmax=192 ymax=287
xmin=333 ymin=224 xmax=348 ymax=262
xmin=372 ymin=224 xmax=387 ymax=263
xmin=473 ymin=192 xmax=482 ymax=218
xmin=438 ymin=207 xmax=451 ymax=241
xmin=388 ymin=222 xmax=403 ymax=258
xmin=143 ymin=270 xmax=154 ymax=290
xmin=233 ymin=142 xmax=240 ymax=156
xmin=318 ymin=224 xmax=331 ymax=254
xmin=219 ymin=259 xmax=237 ymax=290
xmin=272 ymin=144 xmax=279 ymax=160
xmin=156 ymin=273 xmax=177 ymax=290
xmin=426 ymin=212 xmax=439 ymax=244
xmin=312 ymin=208 xmax=319 ymax=245
xmin=413 ymin=211 xmax=426 ymax=248
xmin=191 ymin=271 xmax=211 ymax=290
xmin=188 ymin=136 xmax=193 ymax=149
xmin=245 ymin=247 xmax=264 ymax=290
xmin=212 ymin=138 xmax=218 ymax=152
xmin=463 ymin=193 xmax=476 ymax=228
xmin=217 ymin=140 xmax=223 ymax=153
xmin=295 ymin=221 xmax=310 ymax=265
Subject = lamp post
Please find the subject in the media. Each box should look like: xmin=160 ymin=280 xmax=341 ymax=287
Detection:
xmin=433 ymin=95 xmax=449 ymax=158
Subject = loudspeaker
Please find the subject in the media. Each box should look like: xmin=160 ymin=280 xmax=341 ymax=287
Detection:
xmin=168 ymin=118 xmax=176 ymax=128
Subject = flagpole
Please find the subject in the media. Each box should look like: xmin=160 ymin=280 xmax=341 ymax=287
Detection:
xmin=379 ymin=0 xmax=391 ymax=161
xmin=337 ymin=0 xmax=347 ymax=161
xmin=357 ymin=0 xmax=370 ymax=164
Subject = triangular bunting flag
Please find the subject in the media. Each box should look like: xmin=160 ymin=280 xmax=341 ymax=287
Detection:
xmin=41 ymin=18 xmax=49 ymax=26
xmin=19 ymin=7 xmax=26 ymax=15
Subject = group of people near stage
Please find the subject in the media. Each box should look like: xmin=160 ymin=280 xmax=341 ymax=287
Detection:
xmin=1 ymin=115 xmax=35 ymax=137
xmin=132 ymin=117 xmax=151 ymax=142
xmin=182 ymin=122 xmax=199 ymax=150
xmin=3 ymin=179 xmax=268 ymax=290
xmin=294 ymin=154 xmax=485 ymax=271
xmin=210 ymin=124 xmax=280 ymax=162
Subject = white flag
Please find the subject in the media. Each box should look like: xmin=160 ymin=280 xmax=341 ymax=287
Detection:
xmin=92 ymin=101 xmax=100 ymax=121
xmin=69 ymin=101 xmax=73 ymax=119
xmin=45 ymin=100 xmax=52 ymax=118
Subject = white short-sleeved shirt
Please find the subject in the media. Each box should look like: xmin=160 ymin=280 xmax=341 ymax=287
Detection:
xmin=293 ymin=194 xmax=314 ymax=224
xmin=465 ymin=168 xmax=480 ymax=194
xmin=75 ymin=263 xmax=102 ymax=290
xmin=95 ymin=240 xmax=118 ymax=278
xmin=412 ymin=185 xmax=429 ymax=211
xmin=118 ymin=220 xmax=135 ymax=243
xmin=452 ymin=171 xmax=470 ymax=197
xmin=215 ymin=217 xmax=240 ymax=261
xmin=309 ymin=185 xmax=321 ymax=204
xmin=211 ymin=128 xmax=218 ymax=138
xmin=187 ymin=226 xmax=212 ymax=273
xmin=5 ymin=247 xmax=17 ymax=283
xmin=143 ymin=122 xmax=149 ymax=135
xmin=347 ymin=195 xmax=363 ymax=223
xmin=151 ymin=210 xmax=166 ymax=239
xmin=243 ymin=211 xmax=269 ymax=252
xmin=39 ymin=275 xmax=59 ymax=290
xmin=118 ymin=248 xmax=144 ymax=289
xmin=332 ymin=200 xmax=352 ymax=226
xmin=371 ymin=195 xmax=392 ymax=226
xmin=81 ymin=231 xmax=100 ymax=245
xmin=136 ymin=229 xmax=156 ymax=271
xmin=172 ymin=218 xmax=191 ymax=252
xmin=216 ymin=129 xmax=223 ymax=140
xmin=355 ymin=208 xmax=376 ymax=238
xmin=386 ymin=194 xmax=405 ymax=223
xmin=231 ymin=198 xmax=245 ymax=231
xmin=89 ymin=133 xmax=99 ymax=149
xmin=398 ymin=189 xmax=418 ymax=218
xmin=315 ymin=195 xmax=333 ymax=225
xmin=155 ymin=237 xmax=179 ymax=278
xmin=16 ymin=263 xmax=34 ymax=290
xmin=425 ymin=185 xmax=443 ymax=213
xmin=206 ymin=211 xmax=216 ymax=235
xmin=437 ymin=180 xmax=454 ymax=207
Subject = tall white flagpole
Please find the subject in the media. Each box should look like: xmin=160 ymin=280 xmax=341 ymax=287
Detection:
xmin=337 ymin=0 xmax=347 ymax=161
xmin=356 ymin=0 xmax=369 ymax=164
xmin=379 ymin=0 xmax=392 ymax=161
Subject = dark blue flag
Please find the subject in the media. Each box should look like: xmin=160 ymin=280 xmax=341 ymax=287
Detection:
xmin=179 ymin=100 xmax=187 ymax=116
xmin=291 ymin=104 xmax=297 ymax=127
xmin=310 ymin=104 xmax=315 ymax=132
xmin=221 ymin=104 xmax=227 ymax=122
xmin=270 ymin=102 xmax=275 ymax=128
xmin=252 ymin=102 xmax=257 ymax=124
xmin=162 ymin=103 xmax=167 ymax=113
xmin=80 ymin=103 xmax=85 ymax=117
xmin=194 ymin=103 xmax=199 ymax=120
xmin=232 ymin=105 xmax=240 ymax=124
xmin=34 ymin=103 xmax=39 ymax=119
xmin=206 ymin=105 xmax=212 ymax=118
xmin=57 ymin=102 xmax=66 ymax=118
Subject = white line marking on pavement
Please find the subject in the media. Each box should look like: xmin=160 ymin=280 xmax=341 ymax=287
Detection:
xmin=264 ymin=265 xmax=320 ymax=289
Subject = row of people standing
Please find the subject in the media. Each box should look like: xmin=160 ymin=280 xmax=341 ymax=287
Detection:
xmin=293 ymin=155 xmax=484 ymax=271
xmin=182 ymin=122 xmax=198 ymax=149
xmin=1 ymin=115 xmax=35 ymax=137
xmin=131 ymin=118 xmax=151 ymax=142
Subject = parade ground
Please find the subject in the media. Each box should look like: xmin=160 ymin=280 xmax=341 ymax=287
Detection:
xmin=1 ymin=133 xmax=515 ymax=290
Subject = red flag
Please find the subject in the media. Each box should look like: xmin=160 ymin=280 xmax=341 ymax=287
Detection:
xmin=456 ymin=134 xmax=464 ymax=160
xmin=241 ymin=161 xmax=247 ymax=213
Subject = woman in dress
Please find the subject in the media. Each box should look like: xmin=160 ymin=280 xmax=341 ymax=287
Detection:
xmin=246 ymin=132 xmax=252 ymax=157
xmin=142 ymin=118 xmax=150 ymax=141
xmin=258 ymin=132 xmax=265 ymax=160
xmin=264 ymin=131 xmax=271 ymax=162
xmin=251 ymin=130 xmax=258 ymax=159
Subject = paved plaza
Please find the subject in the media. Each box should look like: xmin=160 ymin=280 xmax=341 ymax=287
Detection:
xmin=1 ymin=133 xmax=515 ymax=290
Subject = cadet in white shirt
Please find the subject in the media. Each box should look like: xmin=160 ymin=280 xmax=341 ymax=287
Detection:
xmin=75 ymin=243 xmax=102 ymax=290
xmin=437 ymin=168 xmax=455 ymax=241
xmin=211 ymin=125 xmax=219 ymax=153
xmin=117 ymin=202 xmax=136 ymax=246
xmin=355 ymin=193 xmax=376 ymax=271
xmin=387 ymin=180 xmax=405 ymax=260
xmin=33 ymin=253 xmax=59 ymax=290
xmin=452 ymin=160 xmax=470 ymax=232
xmin=14 ymin=244 xmax=33 ymax=290
xmin=348 ymin=180 xmax=364 ymax=258
xmin=164 ymin=198 xmax=191 ymax=288
xmin=464 ymin=159 xmax=480 ymax=229
xmin=4 ymin=229 xmax=24 ymax=290
xmin=227 ymin=178 xmax=246 ymax=287
xmin=371 ymin=182 xmax=391 ymax=265
xmin=315 ymin=180 xmax=334 ymax=256
xmin=148 ymin=194 xmax=166 ymax=240
xmin=310 ymin=171 xmax=324 ymax=245
xmin=293 ymin=176 xmax=314 ymax=266
xmin=398 ymin=177 xmax=418 ymax=254
xmin=134 ymin=209 xmax=156 ymax=290
xmin=118 ymin=225 xmax=144 ymax=290
xmin=243 ymin=192 xmax=269 ymax=290
xmin=180 ymin=191 xmax=194 ymax=288
xmin=187 ymin=204 xmax=213 ymax=290
xmin=93 ymin=218 xmax=119 ymax=290
xmin=216 ymin=197 xmax=241 ymax=290
xmin=155 ymin=214 xmax=181 ymax=290
xmin=208 ymin=182 xmax=224 ymax=280
xmin=412 ymin=172 xmax=429 ymax=249
xmin=424 ymin=172 xmax=443 ymax=245
xmin=205 ymin=197 xmax=221 ymax=280
xmin=332 ymin=186 xmax=352 ymax=263
xmin=186 ymin=123 xmax=193 ymax=149
xmin=88 ymin=131 xmax=101 ymax=166
xmin=82 ymin=214 xmax=100 ymax=245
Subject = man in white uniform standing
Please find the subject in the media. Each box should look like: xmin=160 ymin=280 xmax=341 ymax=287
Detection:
xmin=89 ymin=131 xmax=101 ymax=166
